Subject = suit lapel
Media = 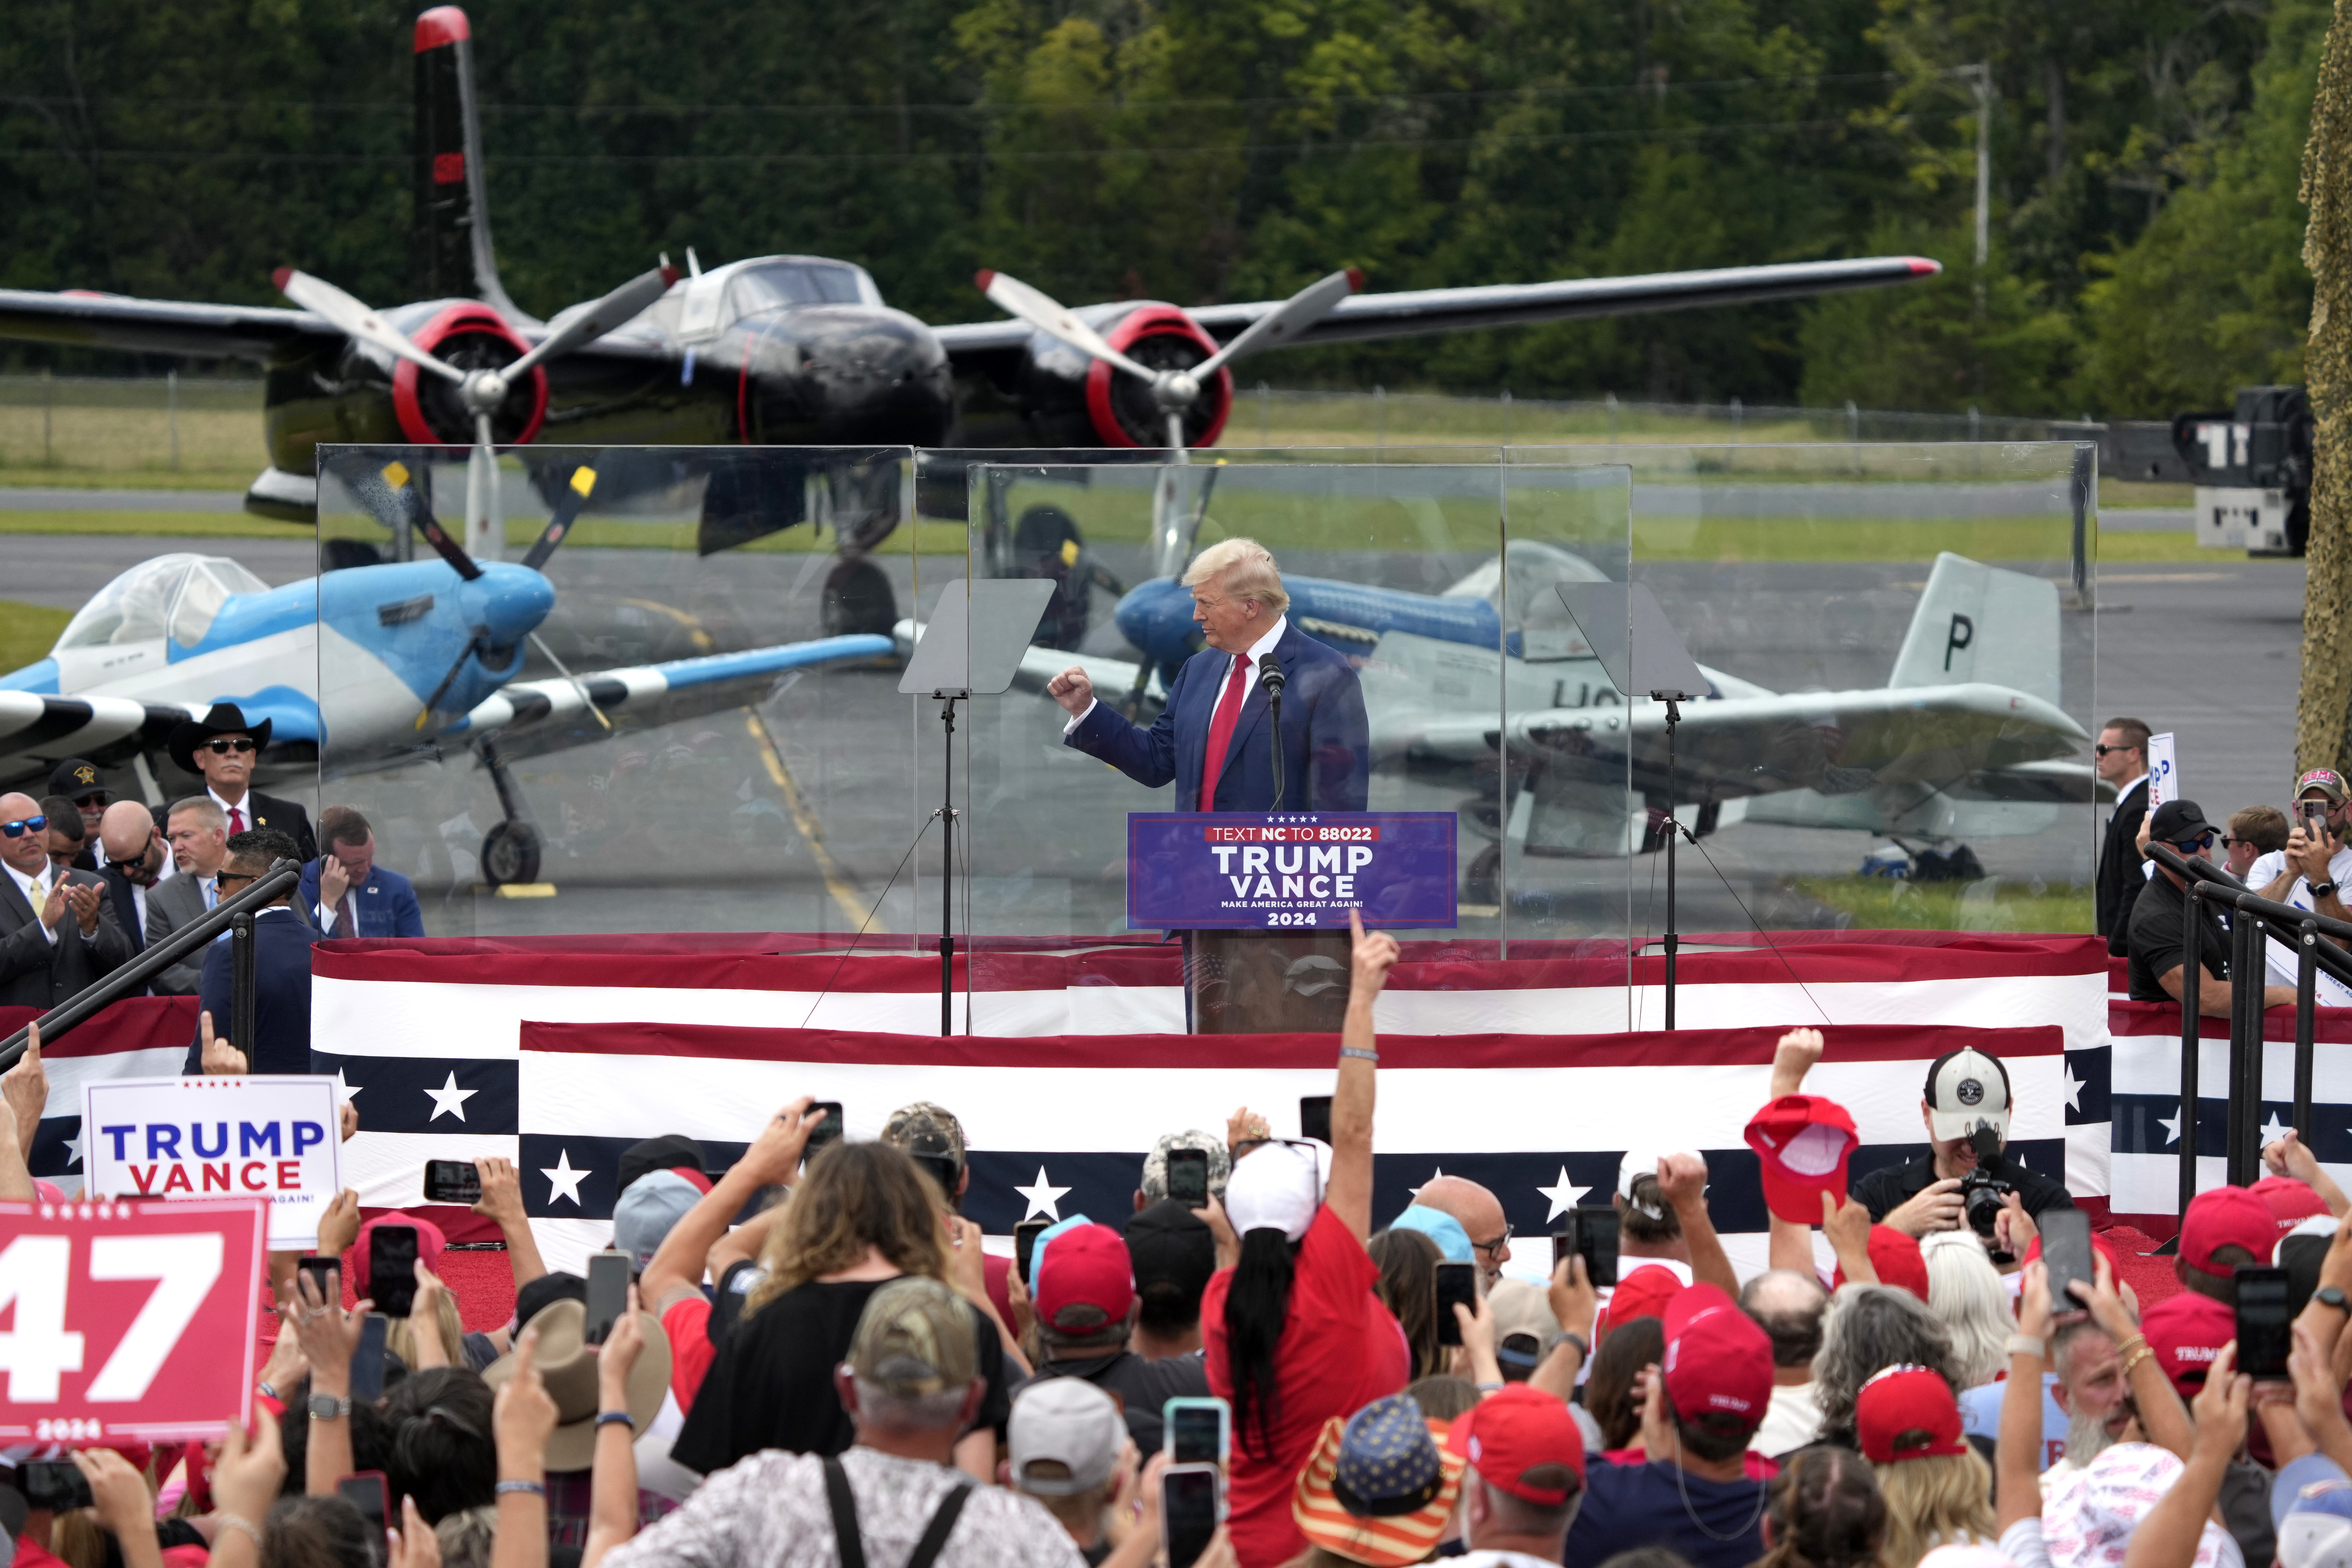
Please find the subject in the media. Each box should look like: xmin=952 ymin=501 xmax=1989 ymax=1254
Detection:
xmin=0 ymin=872 xmax=32 ymax=928
xmin=1210 ymin=625 xmax=1295 ymax=799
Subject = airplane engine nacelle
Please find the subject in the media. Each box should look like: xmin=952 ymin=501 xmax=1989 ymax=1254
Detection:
xmin=391 ymin=302 xmax=547 ymax=447
xmin=1082 ymin=305 xmax=1232 ymax=450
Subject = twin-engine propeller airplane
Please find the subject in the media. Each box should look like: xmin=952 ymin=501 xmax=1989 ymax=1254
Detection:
xmin=0 ymin=457 xmax=891 ymax=886
xmin=0 ymin=5 xmax=1941 ymax=636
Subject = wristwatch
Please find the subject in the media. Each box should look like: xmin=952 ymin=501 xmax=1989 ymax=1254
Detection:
xmin=2314 ymin=882 xmax=2340 ymax=901
xmin=2317 ymin=1286 xmax=2350 ymax=1314
xmin=308 ymin=1392 xmax=353 ymax=1421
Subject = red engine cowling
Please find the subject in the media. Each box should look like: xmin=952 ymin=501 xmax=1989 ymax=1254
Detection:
xmin=391 ymin=302 xmax=548 ymax=447
xmin=1082 ymin=305 xmax=1233 ymax=450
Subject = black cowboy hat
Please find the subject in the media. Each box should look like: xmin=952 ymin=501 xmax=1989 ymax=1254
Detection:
xmin=166 ymin=703 xmax=273 ymax=775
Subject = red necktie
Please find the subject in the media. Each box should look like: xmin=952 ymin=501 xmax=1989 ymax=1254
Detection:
xmin=228 ymin=804 xmax=245 ymax=834
xmin=1197 ymin=655 xmax=1253 ymax=810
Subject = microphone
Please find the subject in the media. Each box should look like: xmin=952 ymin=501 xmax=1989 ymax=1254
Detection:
xmin=1260 ymin=662 xmax=1287 ymax=807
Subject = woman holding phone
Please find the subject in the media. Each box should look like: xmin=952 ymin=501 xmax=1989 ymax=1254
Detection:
xmin=1202 ymin=910 xmax=1411 ymax=1568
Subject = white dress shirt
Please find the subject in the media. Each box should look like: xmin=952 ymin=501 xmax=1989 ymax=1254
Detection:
xmin=1063 ymin=615 xmax=1289 ymax=734
xmin=5 ymin=860 xmax=59 ymax=946
xmin=209 ymin=786 xmax=255 ymax=833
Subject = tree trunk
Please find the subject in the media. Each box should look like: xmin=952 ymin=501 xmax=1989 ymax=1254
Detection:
xmin=2298 ymin=0 xmax=2352 ymax=776
xmin=2045 ymin=56 xmax=2067 ymax=188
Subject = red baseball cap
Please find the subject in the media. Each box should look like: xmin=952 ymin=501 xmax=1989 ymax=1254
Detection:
xmin=2180 ymin=1185 xmax=2281 ymax=1278
xmin=1832 ymin=1225 xmax=1930 ymax=1304
xmin=1745 ymin=1095 xmax=1859 ymax=1225
xmin=2140 ymin=1291 xmax=2236 ymax=1399
xmin=351 ymin=1214 xmax=447 ymax=1296
xmin=1856 ymin=1365 xmax=1968 ymax=1463
xmin=1447 ymin=1384 xmax=1586 ymax=1502
xmin=1602 ymin=1265 xmax=1687 ymax=1336
xmin=2254 ymin=1176 xmax=2332 ymax=1231
xmin=1032 ymin=1222 xmax=1135 ymax=1333
xmin=1661 ymin=1282 xmax=1772 ymax=1427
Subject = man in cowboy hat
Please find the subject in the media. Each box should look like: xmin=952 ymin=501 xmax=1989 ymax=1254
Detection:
xmin=166 ymin=703 xmax=317 ymax=863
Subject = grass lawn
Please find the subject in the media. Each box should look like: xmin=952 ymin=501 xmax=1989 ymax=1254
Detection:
xmin=0 ymin=601 xmax=72 ymax=671
xmin=1795 ymin=874 xmax=2093 ymax=934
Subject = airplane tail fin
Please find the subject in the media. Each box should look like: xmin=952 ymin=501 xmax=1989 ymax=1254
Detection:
xmin=1888 ymin=551 xmax=2062 ymax=705
xmin=412 ymin=7 xmax=527 ymax=321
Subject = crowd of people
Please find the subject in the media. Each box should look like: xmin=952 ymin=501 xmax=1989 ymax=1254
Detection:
xmin=10 ymin=908 xmax=2352 ymax=1568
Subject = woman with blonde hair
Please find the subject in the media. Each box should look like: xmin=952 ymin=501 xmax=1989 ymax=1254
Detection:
xmin=668 ymin=1137 xmax=1012 ymax=1480
xmin=1856 ymin=1364 xmax=1995 ymax=1568
xmin=1918 ymin=1233 xmax=2012 ymax=1390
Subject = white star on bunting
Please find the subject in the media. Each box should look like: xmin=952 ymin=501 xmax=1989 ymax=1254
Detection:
xmin=541 ymin=1150 xmax=588 ymax=1207
xmin=1409 ymin=1167 xmax=1446 ymax=1201
xmin=423 ymin=1070 xmax=479 ymax=1124
xmin=2159 ymin=1111 xmax=2183 ymax=1147
xmin=1014 ymin=1166 xmax=1071 ymax=1221
xmin=1536 ymin=1167 xmax=1590 ymax=1222
xmin=2062 ymin=1065 xmax=2084 ymax=1114
xmin=2261 ymin=1112 xmax=2291 ymax=1148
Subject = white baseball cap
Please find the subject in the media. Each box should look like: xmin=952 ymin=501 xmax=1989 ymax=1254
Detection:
xmin=1009 ymin=1377 xmax=1125 ymax=1496
xmin=1225 ymin=1139 xmax=1327 ymax=1242
xmin=1924 ymin=1047 xmax=2012 ymax=1142
xmin=2280 ymin=1479 xmax=2352 ymax=1568
xmin=1617 ymin=1147 xmax=1695 ymax=1217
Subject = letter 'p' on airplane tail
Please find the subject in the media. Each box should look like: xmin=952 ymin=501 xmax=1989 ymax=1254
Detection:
xmin=411 ymin=6 xmax=527 ymax=322
xmin=1886 ymin=551 xmax=2062 ymax=706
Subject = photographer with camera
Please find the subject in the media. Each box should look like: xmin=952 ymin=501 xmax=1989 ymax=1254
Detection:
xmin=1849 ymin=1047 xmax=2073 ymax=1243
xmin=2250 ymin=768 xmax=2352 ymax=941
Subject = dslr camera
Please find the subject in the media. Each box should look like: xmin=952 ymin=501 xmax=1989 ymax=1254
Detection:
xmin=1956 ymin=1123 xmax=2017 ymax=1251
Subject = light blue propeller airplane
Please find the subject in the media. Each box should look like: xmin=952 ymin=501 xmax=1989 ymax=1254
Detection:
xmin=911 ymin=516 xmax=2102 ymax=890
xmin=0 ymin=457 xmax=890 ymax=884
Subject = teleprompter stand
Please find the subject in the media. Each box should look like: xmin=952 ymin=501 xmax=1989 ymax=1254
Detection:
xmin=898 ymin=578 xmax=1057 ymax=1036
xmin=1557 ymin=582 xmax=1709 ymax=1029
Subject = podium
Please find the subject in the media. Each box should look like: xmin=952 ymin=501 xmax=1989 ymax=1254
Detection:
xmin=1186 ymin=929 xmax=1357 ymax=1033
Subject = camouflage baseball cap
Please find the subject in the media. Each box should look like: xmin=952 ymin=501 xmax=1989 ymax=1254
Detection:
xmin=848 ymin=1277 xmax=976 ymax=1396
xmin=882 ymin=1101 xmax=967 ymax=1168
xmin=1141 ymin=1129 xmax=1231 ymax=1201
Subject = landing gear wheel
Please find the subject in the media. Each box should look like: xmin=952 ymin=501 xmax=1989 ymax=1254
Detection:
xmin=480 ymin=821 xmax=542 ymax=887
xmin=823 ymin=557 xmax=898 ymax=639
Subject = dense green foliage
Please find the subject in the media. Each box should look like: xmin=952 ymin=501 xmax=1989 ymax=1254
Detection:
xmin=0 ymin=0 xmax=2328 ymax=415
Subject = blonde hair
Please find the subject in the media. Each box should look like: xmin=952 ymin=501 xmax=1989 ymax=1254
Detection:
xmin=744 ymin=1141 xmax=949 ymax=1316
xmin=1872 ymin=1448 xmax=1995 ymax=1568
xmin=1183 ymin=538 xmax=1289 ymax=615
xmin=387 ymin=1291 xmax=466 ymax=1369
xmin=1919 ymin=1231 xmax=2010 ymax=1389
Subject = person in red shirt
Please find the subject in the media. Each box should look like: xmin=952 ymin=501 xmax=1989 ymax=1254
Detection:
xmin=1203 ymin=911 xmax=1411 ymax=1568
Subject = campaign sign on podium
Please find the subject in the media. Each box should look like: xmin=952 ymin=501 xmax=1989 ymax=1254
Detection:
xmin=1127 ymin=812 xmax=1457 ymax=929
xmin=0 ymin=1198 xmax=264 ymax=1442
xmin=81 ymin=1076 xmax=344 ymax=1249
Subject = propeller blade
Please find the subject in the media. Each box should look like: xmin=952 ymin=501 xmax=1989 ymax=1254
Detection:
xmin=520 ymin=461 xmax=599 ymax=572
xmin=975 ymin=270 xmax=1159 ymax=383
xmin=413 ymin=635 xmax=482 ymax=730
xmin=275 ymin=268 xmax=465 ymax=385
xmin=505 ymin=263 xmax=681 ymax=379
xmin=466 ymin=415 xmax=503 ymax=562
xmin=379 ymin=459 xmax=482 ymax=581
xmin=1193 ymin=267 xmax=1363 ymax=380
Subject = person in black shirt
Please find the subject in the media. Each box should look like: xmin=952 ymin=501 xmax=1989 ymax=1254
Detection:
xmin=2127 ymin=798 xmax=2298 ymax=1016
xmin=1011 ymin=1220 xmax=1209 ymax=1451
xmin=1848 ymin=1045 xmax=2074 ymax=1240
xmin=2094 ymin=717 xmax=2155 ymax=955
xmin=669 ymin=1140 xmax=1015 ymax=1480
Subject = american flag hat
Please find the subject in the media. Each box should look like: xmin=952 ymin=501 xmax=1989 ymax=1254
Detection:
xmin=1293 ymin=1395 xmax=1467 ymax=1568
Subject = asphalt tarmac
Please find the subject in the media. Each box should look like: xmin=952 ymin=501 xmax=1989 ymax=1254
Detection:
xmin=8 ymin=514 xmax=2307 ymax=946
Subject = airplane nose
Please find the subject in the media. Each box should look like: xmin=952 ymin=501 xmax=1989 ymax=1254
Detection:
xmin=469 ymin=562 xmax=555 ymax=650
xmin=1113 ymin=578 xmax=1197 ymax=663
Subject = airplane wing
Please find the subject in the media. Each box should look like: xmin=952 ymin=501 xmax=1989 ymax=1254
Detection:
xmin=431 ymin=634 xmax=894 ymax=754
xmin=0 ymin=289 xmax=343 ymax=361
xmin=934 ymin=256 xmax=1940 ymax=359
xmin=0 ymin=693 xmax=204 ymax=791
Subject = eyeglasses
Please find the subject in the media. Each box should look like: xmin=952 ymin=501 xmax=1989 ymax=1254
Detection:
xmin=1471 ymin=1223 xmax=1513 ymax=1258
xmin=0 ymin=816 xmax=48 ymax=838
xmin=2173 ymin=833 xmax=2215 ymax=853
xmin=215 ymin=871 xmax=256 ymax=888
xmin=201 ymin=737 xmax=256 ymax=754
xmin=2093 ymin=744 xmax=2138 ymax=757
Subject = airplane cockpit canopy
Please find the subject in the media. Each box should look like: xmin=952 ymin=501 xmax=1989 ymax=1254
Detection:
xmin=54 ymin=554 xmax=269 ymax=652
xmin=664 ymin=257 xmax=886 ymax=344
xmin=1442 ymin=539 xmax=1612 ymax=662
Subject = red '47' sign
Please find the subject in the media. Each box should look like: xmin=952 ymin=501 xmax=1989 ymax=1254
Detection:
xmin=0 ymin=1198 xmax=264 ymax=1441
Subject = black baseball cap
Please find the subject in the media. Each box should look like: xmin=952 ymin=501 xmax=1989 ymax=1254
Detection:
xmin=513 ymin=1270 xmax=587 ymax=1328
xmin=47 ymin=759 xmax=106 ymax=804
xmin=2149 ymin=799 xmax=2218 ymax=843
xmin=616 ymin=1134 xmax=707 ymax=1198
xmin=1124 ymin=1199 xmax=1215 ymax=1299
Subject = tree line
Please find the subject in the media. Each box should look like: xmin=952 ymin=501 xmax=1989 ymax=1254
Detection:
xmin=0 ymin=0 xmax=2326 ymax=418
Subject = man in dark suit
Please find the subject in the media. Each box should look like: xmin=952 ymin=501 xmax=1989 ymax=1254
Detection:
xmin=181 ymin=828 xmax=319 ymax=1076
xmin=2094 ymin=717 xmax=2154 ymax=957
xmin=166 ymin=702 xmax=317 ymax=864
xmin=298 ymin=805 xmax=426 ymax=939
xmin=1047 ymin=538 xmax=1370 ymax=812
xmin=0 ymin=790 xmax=132 ymax=1010
xmin=96 ymin=801 xmax=171 ymax=953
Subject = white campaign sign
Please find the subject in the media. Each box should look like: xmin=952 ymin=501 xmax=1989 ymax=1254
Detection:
xmin=2148 ymin=732 xmax=2178 ymax=810
xmin=79 ymin=1078 xmax=343 ymax=1250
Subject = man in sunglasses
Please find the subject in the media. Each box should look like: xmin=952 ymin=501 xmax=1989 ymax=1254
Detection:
xmin=0 ymin=790 xmax=131 ymax=1010
xmin=164 ymin=702 xmax=317 ymax=864
xmin=2094 ymin=717 xmax=2155 ymax=957
xmin=2246 ymin=769 xmax=2352 ymax=935
xmin=2126 ymin=798 xmax=2297 ymax=1012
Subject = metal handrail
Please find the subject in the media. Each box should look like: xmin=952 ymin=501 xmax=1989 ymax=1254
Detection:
xmin=2146 ymin=842 xmax=2352 ymax=1211
xmin=0 ymin=858 xmax=304 ymax=1070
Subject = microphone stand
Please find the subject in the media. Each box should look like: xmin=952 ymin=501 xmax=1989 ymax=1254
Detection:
xmin=1261 ymin=663 xmax=1287 ymax=807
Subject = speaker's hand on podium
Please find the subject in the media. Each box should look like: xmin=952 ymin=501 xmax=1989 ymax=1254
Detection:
xmin=1047 ymin=665 xmax=1094 ymax=717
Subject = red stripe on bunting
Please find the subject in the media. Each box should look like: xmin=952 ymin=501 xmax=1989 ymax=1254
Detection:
xmin=0 ymin=998 xmax=200 ymax=1058
xmin=518 ymin=1019 xmax=2063 ymax=1070
xmin=2108 ymin=1000 xmax=2352 ymax=1041
xmin=314 ymin=931 xmax=2108 ymax=994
